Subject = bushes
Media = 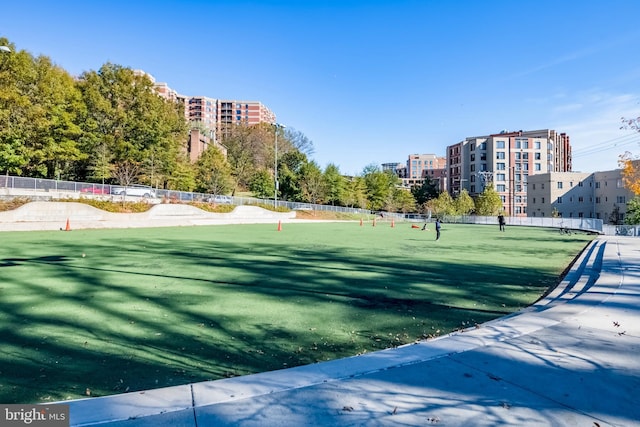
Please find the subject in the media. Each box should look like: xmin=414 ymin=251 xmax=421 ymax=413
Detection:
xmin=0 ymin=197 xmax=32 ymax=211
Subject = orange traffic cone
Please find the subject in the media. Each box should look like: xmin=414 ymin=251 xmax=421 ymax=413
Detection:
xmin=277 ymin=220 xmax=282 ymax=231
xmin=65 ymin=218 xmax=71 ymax=231
xmin=391 ymin=219 xmax=395 ymax=228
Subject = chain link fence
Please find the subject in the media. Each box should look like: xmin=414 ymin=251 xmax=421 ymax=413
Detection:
xmin=0 ymin=175 xmax=372 ymax=216
xmin=5 ymin=175 xmax=638 ymax=235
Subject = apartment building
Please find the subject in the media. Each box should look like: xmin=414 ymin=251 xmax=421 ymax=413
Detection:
xmin=133 ymin=70 xmax=276 ymax=161
xmin=446 ymin=129 xmax=572 ymax=216
xmin=528 ymin=170 xmax=635 ymax=223
xmin=385 ymin=154 xmax=447 ymax=192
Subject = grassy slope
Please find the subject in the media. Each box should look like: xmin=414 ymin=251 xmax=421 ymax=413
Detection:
xmin=0 ymin=222 xmax=594 ymax=403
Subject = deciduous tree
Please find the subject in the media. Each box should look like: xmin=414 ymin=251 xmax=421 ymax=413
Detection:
xmin=454 ymin=189 xmax=475 ymax=215
xmin=299 ymin=161 xmax=326 ymax=204
xmin=195 ymin=146 xmax=232 ymax=195
xmin=475 ymin=184 xmax=503 ymax=216
xmin=619 ymin=152 xmax=640 ymax=195
xmin=323 ymin=163 xmax=345 ymax=205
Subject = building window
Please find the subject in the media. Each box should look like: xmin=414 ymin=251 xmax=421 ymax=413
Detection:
xmin=557 ymin=182 xmax=563 ymax=189
xmin=578 ymin=196 xmax=584 ymax=202
xmin=497 ymin=184 xmax=506 ymax=192
xmin=496 ymin=140 xmax=505 ymax=149
xmin=595 ymin=182 xmax=600 ymax=188
xmin=557 ymin=197 xmax=563 ymax=203
xmin=497 ymin=163 xmax=506 ymax=170
xmin=535 ymin=141 xmax=541 ymax=149
xmin=596 ymin=197 xmax=601 ymax=203
xmin=535 ymin=163 xmax=541 ymax=171
xmin=532 ymin=183 xmax=536 ymax=190
xmin=496 ymin=152 xmax=505 ymax=159
xmin=470 ymin=154 xmax=475 ymax=161
xmin=532 ymin=197 xmax=536 ymax=203
xmin=496 ymin=173 xmax=505 ymax=181
xmin=535 ymin=152 xmax=541 ymax=160
xmin=578 ymin=182 xmax=583 ymax=187
xmin=617 ymin=196 xmax=626 ymax=203
xmin=617 ymin=179 xmax=623 ymax=188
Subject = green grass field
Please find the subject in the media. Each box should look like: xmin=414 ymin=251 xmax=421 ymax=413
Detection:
xmin=0 ymin=222 xmax=594 ymax=403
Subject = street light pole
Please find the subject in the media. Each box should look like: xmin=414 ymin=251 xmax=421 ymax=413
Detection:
xmin=273 ymin=123 xmax=285 ymax=207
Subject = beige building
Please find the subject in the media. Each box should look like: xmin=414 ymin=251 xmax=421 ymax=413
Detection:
xmin=528 ymin=170 xmax=635 ymax=223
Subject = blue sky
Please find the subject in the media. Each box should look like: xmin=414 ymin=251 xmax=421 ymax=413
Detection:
xmin=2 ymin=0 xmax=640 ymax=175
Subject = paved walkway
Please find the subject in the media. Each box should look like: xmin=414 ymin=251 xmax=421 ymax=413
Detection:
xmin=56 ymin=236 xmax=640 ymax=427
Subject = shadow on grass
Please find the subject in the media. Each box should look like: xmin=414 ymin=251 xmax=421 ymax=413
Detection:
xmin=0 ymin=224 xmax=594 ymax=403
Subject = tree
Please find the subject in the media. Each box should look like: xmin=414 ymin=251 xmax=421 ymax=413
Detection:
xmin=392 ymin=188 xmax=417 ymax=213
xmin=223 ymin=123 xmax=274 ymax=194
xmin=619 ymin=152 xmax=640 ymax=195
xmin=625 ymin=196 xmax=640 ymax=224
xmin=299 ymin=161 xmax=326 ymax=204
xmin=427 ymin=191 xmax=455 ymax=217
xmin=0 ymin=41 xmax=84 ymax=178
xmin=284 ymin=127 xmax=314 ymax=156
xmin=454 ymin=189 xmax=475 ymax=215
xmin=77 ymin=63 xmax=188 ymax=186
xmin=475 ymin=184 xmax=503 ymax=216
xmin=195 ymin=146 xmax=232 ymax=195
xmin=609 ymin=205 xmax=622 ymax=225
xmin=323 ymin=163 xmax=345 ymax=206
xmin=113 ymin=161 xmax=140 ymax=188
xmin=249 ymin=169 xmax=274 ymax=199
xmin=411 ymin=177 xmax=439 ymax=205
xmin=343 ymin=176 xmax=368 ymax=209
xmin=166 ymin=155 xmax=196 ymax=191
xmin=87 ymin=141 xmax=114 ymax=184
xmin=362 ymin=164 xmax=398 ymax=211
xmin=277 ymin=150 xmax=307 ymax=201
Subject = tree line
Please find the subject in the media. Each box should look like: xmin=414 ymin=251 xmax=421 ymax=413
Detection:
xmin=0 ymin=38 xmax=505 ymax=215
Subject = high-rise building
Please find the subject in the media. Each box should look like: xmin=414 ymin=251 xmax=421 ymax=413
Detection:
xmin=133 ymin=70 xmax=277 ymax=162
xmin=446 ymin=129 xmax=572 ymax=217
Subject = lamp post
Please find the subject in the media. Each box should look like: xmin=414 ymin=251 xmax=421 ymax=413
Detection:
xmin=273 ymin=123 xmax=285 ymax=207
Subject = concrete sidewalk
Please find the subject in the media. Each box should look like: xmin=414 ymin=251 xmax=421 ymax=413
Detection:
xmin=58 ymin=236 xmax=640 ymax=427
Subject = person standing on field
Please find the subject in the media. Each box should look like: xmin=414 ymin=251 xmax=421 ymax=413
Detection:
xmin=498 ymin=213 xmax=506 ymax=232
xmin=435 ymin=218 xmax=441 ymax=241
